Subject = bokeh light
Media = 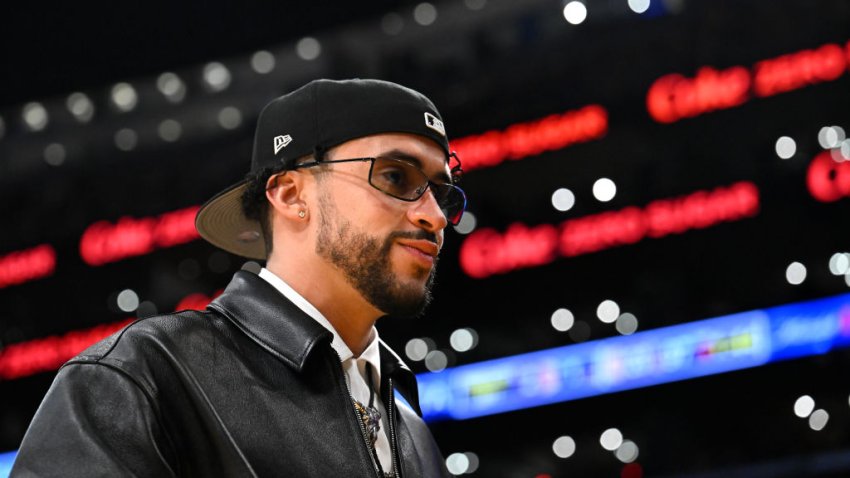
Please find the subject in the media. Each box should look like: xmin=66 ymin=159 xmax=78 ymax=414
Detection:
xmin=553 ymin=436 xmax=576 ymax=458
xmin=794 ymin=395 xmax=815 ymax=418
xmin=296 ymin=37 xmax=322 ymax=60
xmin=785 ymin=262 xmax=807 ymax=285
xmin=597 ymin=300 xmax=620 ymax=323
xmin=563 ymin=1 xmax=588 ymax=24
xmin=551 ymin=308 xmax=575 ymax=332
xmin=593 ymin=178 xmax=617 ymax=202
xmin=775 ymin=136 xmax=796 ymax=159
xmin=600 ymin=428 xmax=623 ymax=451
xmin=203 ymin=62 xmax=232 ymax=92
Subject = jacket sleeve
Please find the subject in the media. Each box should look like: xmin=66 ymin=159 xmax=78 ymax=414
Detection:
xmin=10 ymin=362 xmax=178 ymax=478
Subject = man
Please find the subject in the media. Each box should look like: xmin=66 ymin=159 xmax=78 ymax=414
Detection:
xmin=12 ymin=79 xmax=466 ymax=477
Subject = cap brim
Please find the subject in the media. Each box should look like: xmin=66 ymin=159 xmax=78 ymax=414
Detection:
xmin=195 ymin=180 xmax=267 ymax=260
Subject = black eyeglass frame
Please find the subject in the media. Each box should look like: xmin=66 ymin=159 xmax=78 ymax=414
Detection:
xmin=291 ymin=154 xmax=468 ymax=225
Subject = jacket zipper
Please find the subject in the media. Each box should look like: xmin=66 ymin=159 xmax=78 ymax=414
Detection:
xmin=331 ymin=349 xmax=382 ymax=478
xmin=387 ymin=377 xmax=403 ymax=478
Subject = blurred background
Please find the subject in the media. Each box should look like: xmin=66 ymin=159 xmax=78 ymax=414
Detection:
xmin=2 ymin=0 xmax=850 ymax=476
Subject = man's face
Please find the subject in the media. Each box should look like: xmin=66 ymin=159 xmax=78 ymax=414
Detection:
xmin=312 ymin=133 xmax=451 ymax=318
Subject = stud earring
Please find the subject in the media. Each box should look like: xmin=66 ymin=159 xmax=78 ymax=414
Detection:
xmin=298 ymin=210 xmax=306 ymax=218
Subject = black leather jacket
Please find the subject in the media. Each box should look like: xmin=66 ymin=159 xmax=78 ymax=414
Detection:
xmin=11 ymin=271 xmax=450 ymax=477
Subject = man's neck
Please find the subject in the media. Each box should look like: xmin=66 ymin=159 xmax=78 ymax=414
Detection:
xmin=265 ymin=258 xmax=380 ymax=356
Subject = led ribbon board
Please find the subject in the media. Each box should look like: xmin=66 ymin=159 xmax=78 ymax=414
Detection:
xmin=417 ymin=293 xmax=850 ymax=422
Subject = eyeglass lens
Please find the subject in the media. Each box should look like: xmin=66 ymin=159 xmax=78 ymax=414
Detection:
xmin=369 ymin=157 xmax=466 ymax=225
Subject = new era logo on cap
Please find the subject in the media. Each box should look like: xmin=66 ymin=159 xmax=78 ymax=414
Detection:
xmin=424 ymin=112 xmax=445 ymax=136
xmin=273 ymin=134 xmax=293 ymax=154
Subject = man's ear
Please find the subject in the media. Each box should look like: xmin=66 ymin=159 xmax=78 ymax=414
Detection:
xmin=265 ymin=171 xmax=309 ymax=222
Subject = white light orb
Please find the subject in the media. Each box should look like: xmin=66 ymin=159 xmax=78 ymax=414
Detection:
xmin=785 ymin=262 xmax=807 ymax=285
xmin=794 ymin=395 xmax=815 ymax=418
xmin=593 ymin=178 xmax=617 ymax=202
xmin=111 ymin=83 xmax=138 ymax=112
xmin=597 ymin=300 xmax=620 ymax=323
xmin=413 ymin=3 xmax=438 ymax=26
xmin=552 ymin=436 xmax=576 ymax=458
xmin=23 ymin=102 xmax=49 ymax=131
xmin=158 ymin=119 xmax=183 ymax=142
xmin=615 ymin=313 xmax=639 ymax=335
xmin=445 ymin=452 xmax=470 ymax=475
xmin=117 ymin=289 xmax=140 ymax=312
xmin=218 ymin=107 xmax=243 ymax=130
xmin=250 ymin=50 xmax=276 ymax=74
xmin=453 ymin=211 xmax=477 ymax=235
xmin=157 ymin=72 xmax=187 ymax=102
xmin=563 ymin=1 xmax=588 ymax=24
xmin=829 ymin=253 xmax=850 ymax=275
xmin=809 ymin=409 xmax=829 ymax=431
xmin=67 ymin=92 xmax=95 ymax=122
xmin=203 ymin=62 xmax=232 ymax=92
xmin=818 ymin=126 xmax=844 ymax=149
xmin=552 ymin=188 xmax=576 ymax=212
xmin=450 ymin=328 xmax=477 ymax=352
xmin=296 ymin=37 xmax=322 ymax=61
xmin=405 ymin=338 xmax=429 ymax=361
xmin=615 ymin=440 xmax=639 ymax=463
xmin=628 ymin=0 xmax=651 ymax=14
xmin=551 ymin=308 xmax=575 ymax=332
xmin=600 ymin=428 xmax=623 ymax=451
xmin=424 ymin=350 xmax=448 ymax=372
xmin=775 ymin=136 xmax=796 ymax=159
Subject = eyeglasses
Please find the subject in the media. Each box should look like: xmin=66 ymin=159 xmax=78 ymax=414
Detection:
xmin=293 ymin=155 xmax=468 ymax=225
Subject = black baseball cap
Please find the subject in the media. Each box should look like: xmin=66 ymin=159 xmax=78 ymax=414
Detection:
xmin=195 ymin=78 xmax=452 ymax=259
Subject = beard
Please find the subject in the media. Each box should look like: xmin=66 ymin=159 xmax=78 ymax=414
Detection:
xmin=315 ymin=191 xmax=438 ymax=318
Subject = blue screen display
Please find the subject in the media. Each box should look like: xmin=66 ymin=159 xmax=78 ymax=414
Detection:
xmin=417 ymin=292 xmax=850 ymax=421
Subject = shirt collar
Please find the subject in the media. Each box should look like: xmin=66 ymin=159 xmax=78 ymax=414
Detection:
xmin=258 ymin=268 xmax=382 ymax=382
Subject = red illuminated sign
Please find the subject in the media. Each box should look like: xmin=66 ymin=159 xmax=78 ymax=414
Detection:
xmin=807 ymin=151 xmax=850 ymax=202
xmin=647 ymin=40 xmax=850 ymax=123
xmin=459 ymin=181 xmax=760 ymax=278
xmin=0 ymin=289 xmax=222 ymax=381
xmin=647 ymin=66 xmax=750 ymax=123
xmin=450 ymin=105 xmax=608 ymax=172
xmin=79 ymin=205 xmax=201 ymax=266
xmin=0 ymin=244 xmax=57 ymax=289
xmin=753 ymin=43 xmax=846 ymax=97
xmin=175 ymin=289 xmax=223 ymax=311
xmin=0 ymin=319 xmax=134 ymax=380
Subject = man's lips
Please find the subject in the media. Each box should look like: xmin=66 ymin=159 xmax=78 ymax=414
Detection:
xmin=396 ymin=239 xmax=439 ymax=264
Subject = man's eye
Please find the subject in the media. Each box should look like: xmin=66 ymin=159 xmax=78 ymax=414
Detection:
xmin=380 ymin=169 xmax=407 ymax=185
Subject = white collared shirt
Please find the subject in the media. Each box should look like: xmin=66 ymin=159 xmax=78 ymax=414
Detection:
xmin=258 ymin=268 xmax=393 ymax=473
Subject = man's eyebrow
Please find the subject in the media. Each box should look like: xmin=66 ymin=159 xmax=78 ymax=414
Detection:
xmin=377 ymin=149 xmax=452 ymax=183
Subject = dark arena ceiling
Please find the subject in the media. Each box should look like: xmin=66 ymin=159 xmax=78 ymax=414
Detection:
xmin=2 ymin=0 xmax=850 ymax=476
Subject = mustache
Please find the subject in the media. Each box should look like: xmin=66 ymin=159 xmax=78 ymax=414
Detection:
xmin=387 ymin=230 xmax=439 ymax=244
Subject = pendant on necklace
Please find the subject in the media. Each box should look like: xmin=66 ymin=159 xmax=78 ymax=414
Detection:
xmin=353 ymin=399 xmax=382 ymax=446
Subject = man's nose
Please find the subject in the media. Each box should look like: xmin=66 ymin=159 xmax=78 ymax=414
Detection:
xmin=407 ymin=187 xmax=449 ymax=233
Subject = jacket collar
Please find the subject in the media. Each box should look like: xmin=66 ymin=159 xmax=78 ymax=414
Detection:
xmin=210 ymin=270 xmax=333 ymax=372
xmin=379 ymin=340 xmax=422 ymax=415
xmin=210 ymin=271 xmax=422 ymax=415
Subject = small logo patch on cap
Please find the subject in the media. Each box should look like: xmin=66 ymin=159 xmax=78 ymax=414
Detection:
xmin=424 ymin=112 xmax=445 ymax=136
xmin=273 ymin=135 xmax=293 ymax=154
